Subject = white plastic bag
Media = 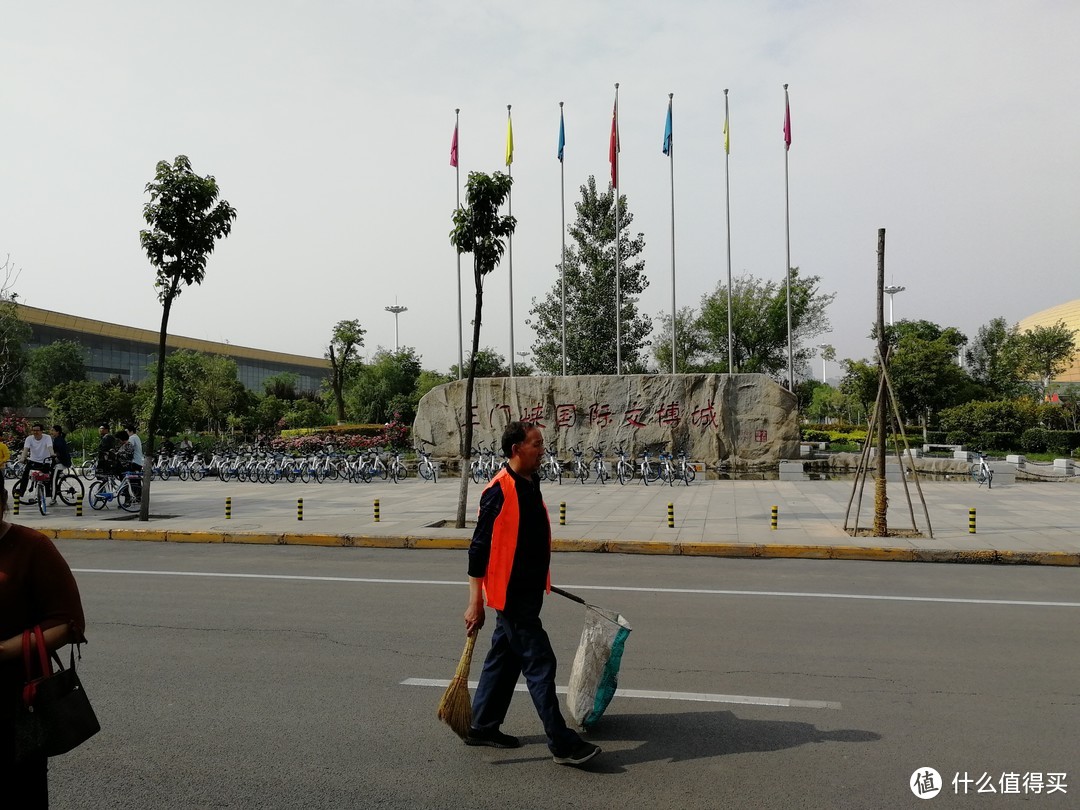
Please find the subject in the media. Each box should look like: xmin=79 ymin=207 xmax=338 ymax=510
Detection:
xmin=565 ymin=604 xmax=632 ymax=729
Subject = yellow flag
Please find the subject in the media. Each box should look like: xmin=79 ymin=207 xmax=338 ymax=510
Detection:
xmin=505 ymin=112 xmax=514 ymax=166
xmin=723 ymin=113 xmax=730 ymax=155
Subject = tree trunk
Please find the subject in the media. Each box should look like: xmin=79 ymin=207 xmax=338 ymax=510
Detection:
xmin=329 ymin=345 xmax=346 ymax=423
xmin=140 ymin=278 xmax=179 ymax=521
xmin=455 ymin=267 xmax=484 ymax=528
xmin=873 ymin=229 xmax=888 ymax=536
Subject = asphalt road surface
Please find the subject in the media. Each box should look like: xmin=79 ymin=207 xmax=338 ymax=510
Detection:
xmin=47 ymin=540 xmax=1079 ymax=809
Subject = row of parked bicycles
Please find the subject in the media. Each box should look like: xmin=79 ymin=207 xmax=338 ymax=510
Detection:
xmin=470 ymin=443 xmax=697 ymax=486
xmin=72 ymin=448 xmax=441 ymax=486
xmin=5 ymin=459 xmax=143 ymax=515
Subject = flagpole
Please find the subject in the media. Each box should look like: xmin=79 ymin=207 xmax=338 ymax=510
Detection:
xmin=666 ymin=93 xmax=676 ymax=375
xmin=724 ymin=89 xmax=733 ymax=375
xmin=784 ymin=83 xmax=793 ymax=391
xmin=614 ymin=82 xmax=621 ymax=376
xmin=559 ymin=102 xmax=568 ymax=377
xmin=454 ymin=108 xmax=463 ymax=380
xmin=506 ymin=104 xmax=515 ymax=380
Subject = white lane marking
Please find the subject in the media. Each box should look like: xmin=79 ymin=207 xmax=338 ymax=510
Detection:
xmin=70 ymin=569 xmax=1080 ymax=609
xmin=401 ymin=678 xmax=840 ymax=710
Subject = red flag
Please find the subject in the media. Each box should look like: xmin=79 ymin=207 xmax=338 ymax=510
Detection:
xmin=450 ymin=123 xmax=459 ymax=167
xmin=783 ymin=97 xmax=791 ymax=151
xmin=608 ymin=102 xmax=619 ymax=187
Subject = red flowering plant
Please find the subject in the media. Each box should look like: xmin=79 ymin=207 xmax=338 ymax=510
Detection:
xmin=1 ymin=414 xmax=30 ymax=450
xmin=269 ymin=417 xmax=411 ymax=456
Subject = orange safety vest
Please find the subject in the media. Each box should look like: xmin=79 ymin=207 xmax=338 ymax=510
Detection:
xmin=479 ymin=467 xmax=551 ymax=611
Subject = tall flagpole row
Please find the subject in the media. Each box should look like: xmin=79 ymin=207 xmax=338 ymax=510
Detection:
xmin=506 ymin=104 xmax=515 ymax=379
xmin=724 ymin=89 xmax=733 ymax=375
xmin=559 ymin=102 xmax=567 ymax=376
xmin=783 ymin=83 xmax=794 ymax=391
xmin=614 ymin=83 xmax=621 ymax=375
xmin=666 ymin=93 xmax=676 ymax=374
xmin=453 ymin=109 xmax=463 ymax=380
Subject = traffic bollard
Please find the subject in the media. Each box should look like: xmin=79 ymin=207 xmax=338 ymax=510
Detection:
xmin=559 ymin=501 xmax=566 ymax=526
xmin=76 ymin=495 xmax=83 ymax=517
xmin=225 ymin=497 xmax=232 ymax=519
xmin=374 ymin=499 xmax=380 ymax=523
xmin=12 ymin=497 xmax=18 ymax=517
xmin=667 ymin=502 xmax=674 ymax=529
xmin=297 ymin=497 xmax=303 ymax=521
xmin=969 ymin=507 xmax=976 ymax=534
xmin=771 ymin=505 xmax=778 ymax=530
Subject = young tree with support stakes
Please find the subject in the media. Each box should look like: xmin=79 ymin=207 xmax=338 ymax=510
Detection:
xmin=450 ymin=171 xmax=515 ymax=528
xmin=138 ymin=155 xmax=236 ymax=521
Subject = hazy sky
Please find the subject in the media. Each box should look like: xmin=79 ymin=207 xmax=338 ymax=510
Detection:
xmin=4 ymin=1 xmax=1078 ymax=380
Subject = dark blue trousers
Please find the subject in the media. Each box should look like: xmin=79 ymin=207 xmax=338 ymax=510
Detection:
xmin=472 ymin=611 xmax=580 ymax=753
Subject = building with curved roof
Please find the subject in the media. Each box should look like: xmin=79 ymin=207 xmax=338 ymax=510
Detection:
xmin=19 ymin=304 xmax=329 ymax=392
xmin=1017 ymin=299 xmax=1080 ymax=383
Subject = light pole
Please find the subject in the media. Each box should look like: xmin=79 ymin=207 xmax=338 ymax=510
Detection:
xmin=816 ymin=343 xmax=830 ymax=382
xmin=883 ymin=284 xmax=905 ymax=326
xmin=385 ymin=304 xmax=407 ymax=351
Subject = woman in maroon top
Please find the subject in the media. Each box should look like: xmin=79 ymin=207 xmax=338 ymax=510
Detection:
xmin=0 ymin=484 xmax=87 ymax=807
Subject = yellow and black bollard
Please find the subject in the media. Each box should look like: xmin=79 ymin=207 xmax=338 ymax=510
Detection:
xmin=667 ymin=502 xmax=674 ymax=529
xmin=297 ymin=497 xmax=304 ymax=521
xmin=968 ymin=507 xmax=976 ymax=534
xmin=374 ymin=499 xmax=380 ymax=523
xmin=559 ymin=501 xmax=566 ymax=526
xmin=76 ymin=495 xmax=83 ymax=517
xmin=771 ymin=505 xmax=778 ymax=530
xmin=12 ymin=496 xmax=19 ymax=517
xmin=225 ymin=497 xmax=232 ymax=519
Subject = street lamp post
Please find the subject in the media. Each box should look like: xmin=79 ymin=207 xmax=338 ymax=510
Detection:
xmin=385 ymin=304 xmax=408 ymax=351
xmin=883 ymin=284 xmax=905 ymax=326
xmin=816 ymin=343 xmax=830 ymax=382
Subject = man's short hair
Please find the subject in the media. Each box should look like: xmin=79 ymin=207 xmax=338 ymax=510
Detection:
xmin=124 ymin=423 xmax=136 ymax=433
xmin=31 ymin=423 xmax=44 ymax=431
xmin=501 ymin=421 xmax=535 ymax=459
xmin=99 ymin=423 xmax=109 ymax=430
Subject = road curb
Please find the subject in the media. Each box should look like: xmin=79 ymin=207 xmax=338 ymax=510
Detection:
xmin=42 ymin=527 xmax=1080 ymax=566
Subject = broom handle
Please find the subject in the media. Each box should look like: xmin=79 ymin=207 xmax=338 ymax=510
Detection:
xmin=550 ymin=585 xmax=586 ymax=605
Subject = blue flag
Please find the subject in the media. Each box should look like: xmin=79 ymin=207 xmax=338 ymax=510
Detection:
xmin=662 ymin=100 xmax=673 ymax=156
xmin=558 ymin=108 xmax=566 ymax=162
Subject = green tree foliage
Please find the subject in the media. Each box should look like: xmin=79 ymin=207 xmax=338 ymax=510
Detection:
xmin=0 ymin=256 xmax=30 ymax=406
xmin=326 ymin=319 xmax=367 ymax=422
xmin=1017 ymin=320 xmax=1077 ymax=392
xmin=528 ymin=176 xmax=651 ymax=374
xmin=697 ymin=269 xmax=835 ymax=380
xmin=840 ymin=359 xmax=880 ymax=422
xmin=25 ymin=340 xmax=88 ymax=406
xmin=47 ymin=379 xmax=133 ymax=432
xmin=965 ymin=317 xmax=1027 ymax=398
xmin=263 ymin=372 xmax=300 ymax=400
xmin=652 ymin=307 xmax=710 ymax=373
xmin=346 ymin=347 xmax=423 ymax=424
xmin=140 ymin=155 xmax=236 ymax=519
xmin=937 ymin=399 xmax=1039 ymax=447
xmin=448 ymin=347 xmax=533 ymax=379
xmin=134 ymin=351 xmax=241 ymax=436
xmin=450 ymin=170 xmax=516 ymax=526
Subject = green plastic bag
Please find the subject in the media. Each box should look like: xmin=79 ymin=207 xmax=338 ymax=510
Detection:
xmin=565 ymin=603 xmax=632 ymax=729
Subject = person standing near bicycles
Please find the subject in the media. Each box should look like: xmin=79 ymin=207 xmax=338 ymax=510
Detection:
xmin=123 ymin=424 xmax=144 ymax=499
xmin=96 ymin=423 xmax=119 ymax=479
xmin=16 ymin=424 xmax=54 ymax=499
xmin=114 ymin=431 xmax=142 ymax=501
xmin=49 ymin=426 xmax=72 ymax=472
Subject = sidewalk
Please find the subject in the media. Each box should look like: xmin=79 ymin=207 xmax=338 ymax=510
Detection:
xmin=23 ymin=475 xmax=1080 ymax=566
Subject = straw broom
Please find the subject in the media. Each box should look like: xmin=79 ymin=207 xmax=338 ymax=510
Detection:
xmin=436 ymin=632 xmax=476 ymax=739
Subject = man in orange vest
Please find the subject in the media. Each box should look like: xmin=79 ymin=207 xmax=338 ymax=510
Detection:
xmin=463 ymin=421 xmax=601 ymax=767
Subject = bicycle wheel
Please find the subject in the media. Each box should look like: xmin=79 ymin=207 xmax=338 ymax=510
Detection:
xmin=419 ymin=461 xmax=434 ymax=481
xmin=471 ymin=462 xmax=483 ymax=484
xmin=683 ymin=466 xmax=696 ymax=485
xmin=117 ymin=485 xmax=138 ymax=512
xmin=969 ymin=463 xmax=985 ymax=484
xmin=81 ymin=460 xmax=97 ymax=480
xmin=396 ymin=463 xmax=409 ymax=480
xmin=189 ymin=464 xmax=205 ymax=482
xmin=616 ymin=461 xmax=630 ymax=485
xmin=88 ymin=481 xmax=108 ymax=510
xmin=577 ymin=464 xmax=589 ymax=483
xmin=38 ymin=485 xmax=48 ymax=515
xmin=646 ymin=462 xmax=661 ymax=483
xmin=56 ymin=472 xmax=85 ymax=506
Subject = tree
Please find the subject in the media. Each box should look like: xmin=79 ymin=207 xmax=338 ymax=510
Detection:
xmin=697 ymin=269 xmax=835 ymax=380
xmin=346 ymin=347 xmax=423 ymax=424
xmin=1017 ymin=320 xmax=1077 ymax=393
xmin=139 ymin=155 xmax=236 ymax=520
xmin=840 ymin=359 xmax=879 ymax=423
xmin=326 ymin=319 xmax=367 ymax=422
xmin=965 ymin=317 xmax=1026 ymax=398
xmin=528 ymin=176 xmax=652 ymax=374
xmin=263 ymin=372 xmax=300 ymax=400
xmin=448 ymin=347 xmax=533 ymax=379
xmin=25 ymin=340 xmax=88 ymax=406
xmin=652 ymin=307 xmax=710 ymax=373
xmin=0 ymin=255 xmax=30 ymax=407
xmin=450 ymin=170 xmax=516 ymax=527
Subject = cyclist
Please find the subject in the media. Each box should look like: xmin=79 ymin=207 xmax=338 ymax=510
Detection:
xmin=17 ymin=423 xmax=55 ymax=498
xmin=96 ymin=423 xmax=119 ymax=479
xmin=114 ymin=430 xmax=142 ymax=500
xmin=124 ymin=423 xmax=144 ymax=473
xmin=50 ymin=425 xmax=73 ymax=472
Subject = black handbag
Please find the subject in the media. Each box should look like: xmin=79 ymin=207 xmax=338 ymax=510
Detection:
xmin=13 ymin=626 xmax=100 ymax=762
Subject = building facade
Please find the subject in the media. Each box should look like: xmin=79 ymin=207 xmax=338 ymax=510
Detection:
xmin=1017 ymin=299 xmax=1080 ymax=384
xmin=20 ymin=304 xmax=329 ymax=392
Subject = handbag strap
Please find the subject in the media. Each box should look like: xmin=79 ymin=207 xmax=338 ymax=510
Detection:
xmin=22 ymin=626 xmax=52 ymax=682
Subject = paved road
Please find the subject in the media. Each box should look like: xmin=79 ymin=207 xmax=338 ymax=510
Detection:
xmin=49 ymin=541 xmax=1079 ymax=808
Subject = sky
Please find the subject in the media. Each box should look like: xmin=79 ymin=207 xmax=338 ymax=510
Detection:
xmin=3 ymin=0 xmax=1079 ymax=382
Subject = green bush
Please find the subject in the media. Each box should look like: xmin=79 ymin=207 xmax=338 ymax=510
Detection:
xmin=938 ymin=400 xmax=1038 ymax=447
xmin=1045 ymin=431 xmax=1080 ymax=454
xmin=801 ymin=429 xmax=830 ymax=443
xmin=924 ymin=431 xmax=948 ymax=444
xmin=975 ymin=432 xmax=1016 ymax=452
xmin=1021 ymin=428 xmax=1049 ymax=453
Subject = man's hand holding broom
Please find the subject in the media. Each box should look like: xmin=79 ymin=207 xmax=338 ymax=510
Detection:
xmin=464 ymin=576 xmax=485 ymax=637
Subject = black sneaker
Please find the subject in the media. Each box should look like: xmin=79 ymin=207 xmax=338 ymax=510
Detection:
xmin=464 ymin=727 xmax=521 ymax=749
xmin=552 ymin=740 xmax=601 ymax=766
